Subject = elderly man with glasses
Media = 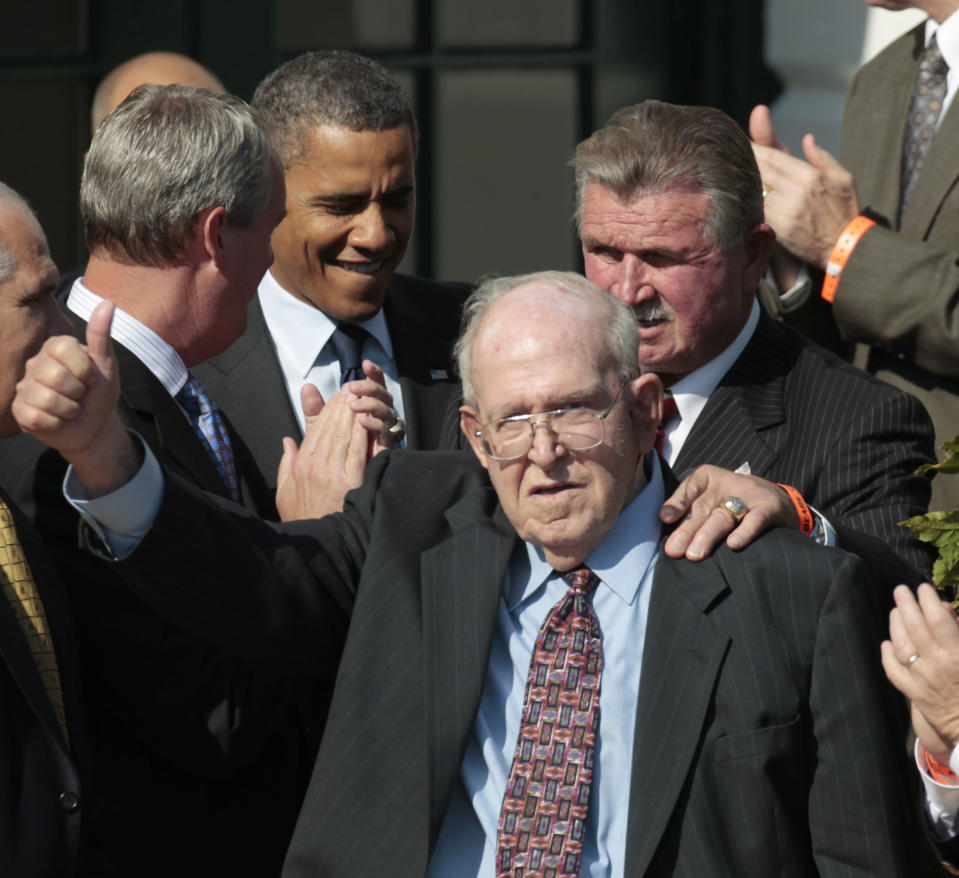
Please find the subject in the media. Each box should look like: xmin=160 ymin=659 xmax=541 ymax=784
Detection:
xmin=15 ymin=269 xmax=925 ymax=876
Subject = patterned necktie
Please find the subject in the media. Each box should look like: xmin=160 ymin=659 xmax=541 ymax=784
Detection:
xmin=0 ymin=497 xmax=70 ymax=748
xmin=497 ymin=566 xmax=603 ymax=878
xmin=329 ymin=323 xmax=369 ymax=385
xmin=900 ymin=32 xmax=949 ymax=218
xmin=176 ymin=374 xmax=241 ymax=503
xmin=654 ymin=394 xmax=680 ymax=455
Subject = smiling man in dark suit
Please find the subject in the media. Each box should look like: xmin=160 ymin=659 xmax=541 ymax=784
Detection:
xmin=572 ymin=100 xmax=936 ymax=585
xmin=16 ymin=269 xmax=927 ymax=876
xmin=0 ymin=182 xmax=80 ymax=877
xmin=195 ymin=51 xmax=470 ymax=505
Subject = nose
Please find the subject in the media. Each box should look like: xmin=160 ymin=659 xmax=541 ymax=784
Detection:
xmin=610 ymin=254 xmax=655 ymax=307
xmin=526 ymin=418 xmax=566 ymax=468
xmin=350 ymin=204 xmax=393 ymax=255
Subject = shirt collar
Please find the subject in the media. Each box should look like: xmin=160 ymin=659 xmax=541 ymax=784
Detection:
xmin=67 ymin=278 xmax=189 ymax=395
xmin=667 ymin=298 xmax=759 ymax=426
xmin=927 ymin=11 xmax=959 ymax=71
xmin=257 ymin=269 xmax=394 ymax=380
xmin=506 ymin=451 xmax=665 ymax=611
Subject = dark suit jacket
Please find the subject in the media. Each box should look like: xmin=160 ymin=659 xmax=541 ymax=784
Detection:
xmin=194 ymin=273 xmax=471 ymax=508
xmin=109 ymin=450 xmax=924 ymax=877
xmin=0 ymin=310 xmax=321 ymax=877
xmin=674 ymin=310 xmax=935 ymax=585
xmin=0 ymin=484 xmax=82 ymax=878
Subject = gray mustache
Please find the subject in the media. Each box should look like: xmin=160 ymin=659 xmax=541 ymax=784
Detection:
xmin=632 ymin=303 xmax=671 ymax=322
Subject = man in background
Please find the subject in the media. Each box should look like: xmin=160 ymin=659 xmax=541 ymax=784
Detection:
xmin=90 ymin=50 xmax=224 ymax=130
xmin=751 ymin=0 xmax=959 ymax=509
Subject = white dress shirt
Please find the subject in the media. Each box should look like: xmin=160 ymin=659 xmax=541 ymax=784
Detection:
xmin=256 ymin=270 xmax=406 ymax=436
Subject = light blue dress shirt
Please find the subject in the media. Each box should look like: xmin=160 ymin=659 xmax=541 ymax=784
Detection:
xmin=428 ymin=454 xmax=665 ymax=878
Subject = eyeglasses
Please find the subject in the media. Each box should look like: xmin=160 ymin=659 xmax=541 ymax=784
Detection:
xmin=474 ymin=388 xmax=622 ymax=461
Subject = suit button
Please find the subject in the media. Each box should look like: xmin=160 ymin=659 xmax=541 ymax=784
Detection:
xmin=59 ymin=792 xmax=80 ymax=813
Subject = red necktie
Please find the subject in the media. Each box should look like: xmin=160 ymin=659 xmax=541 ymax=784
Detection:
xmin=496 ymin=566 xmax=603 ymax=878
xmin=654 ymin=395 xmax=679 ymax=454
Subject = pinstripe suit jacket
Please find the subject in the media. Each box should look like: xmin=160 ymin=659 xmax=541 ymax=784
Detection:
xmin=111 ymin=450 xmax=923 ymax=877
xmin=674 ymin=310 xmax=935 ymax=585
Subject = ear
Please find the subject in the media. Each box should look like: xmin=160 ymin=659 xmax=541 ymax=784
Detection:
xmin=741 ymin=222 xmax=775 ymax=293
xmin=459 ymin=405 xmax=490 ymax=470
xmin=628 ymin=372 xmax=663 ymax=454
xmin=196 ymin=206 xmax=229 ymax=269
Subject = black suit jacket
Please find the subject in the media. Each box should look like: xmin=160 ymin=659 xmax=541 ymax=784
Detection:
xmin=0 ymin=484 xmax=82 ymax=878
xmin=674 ymin=311 xmax=935 ymax=585
xmin=194 ymin=273 xmax=470 ymax=507
xmin=0 ymin=310 xmax=321 ymax=877
xmin=110 ymin=450 xmax=924 ymax=877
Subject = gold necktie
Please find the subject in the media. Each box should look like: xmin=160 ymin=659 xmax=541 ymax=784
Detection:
xmin=0 ymin=496 xmax=70 ymax=748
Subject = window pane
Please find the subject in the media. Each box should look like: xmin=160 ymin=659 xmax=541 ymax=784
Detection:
xmin=276 ymin=0 xmax=415 ymax=51
xmin=3 ymin=0 xmax=87 ymax=54
xmin=435 ymin=69 xmax=579 ymax=282
xmin=438 ymin=0 xmax=578 ymax=47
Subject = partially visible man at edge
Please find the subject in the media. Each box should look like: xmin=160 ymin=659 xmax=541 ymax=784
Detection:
xmin=572 ymin=99 xmax=936 ymax=588
xmin=0 ymin=182 xmax=82 ymax=877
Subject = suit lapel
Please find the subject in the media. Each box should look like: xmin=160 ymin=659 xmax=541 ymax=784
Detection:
xmin=624 ymin=552 xmax=731 ymax=877
xmin=384 ymin=279 xmax=462 ymax=450
xmin=848 ymin=25 xmax=921 ymax=225
xmin=195 ymin=298 xmax=302 ymax=481
xmin=420 ymin=489 xmax=516 ymax=833
xmin=673 ymin=313 xmax=787 ymax=478
xmin=902 ymin=81 xmax=959 ymax=236
xmin=114 ymin=344 xmax=229 ymax=497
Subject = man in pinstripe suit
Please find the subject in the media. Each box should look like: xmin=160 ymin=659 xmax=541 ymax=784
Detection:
xmin=17 ymin=270 xmax=925 ymax=875
xmin=575 ymin=100 xmax=935 ymax=586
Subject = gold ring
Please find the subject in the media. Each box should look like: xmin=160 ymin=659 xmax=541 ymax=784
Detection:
xmin=720 ymin=496 xmax=748 ymax=524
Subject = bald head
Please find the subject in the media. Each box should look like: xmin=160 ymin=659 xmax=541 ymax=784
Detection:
xmin=91 ymin=51 xmax=225 ymax=130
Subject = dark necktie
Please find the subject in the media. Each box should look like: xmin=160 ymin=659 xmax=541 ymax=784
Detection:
xmin=329 ymin=323 xmax=368 ymax=385
xmin=654 ymin=394 xmax=680 ymax=455
xmin=900 ymin=32 xmax=949 ymax=218
xmin=0 ymin=497 xmax=70 ymax=747
xmin=176 ymin=374 xmax=241 ymax=503
xmin=496 ymin=566 xmax=603 ymax=878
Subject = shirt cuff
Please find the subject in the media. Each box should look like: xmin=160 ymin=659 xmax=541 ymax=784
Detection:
xmin=808 ymin=505 xmax=837 ymax=547
xmin=765 ymin=262 xmax=812 ymax=312
xmin=63 ymin=433 xmax=164 ymax=559
xmin=918 ymin=739 xmax=959 ymax=840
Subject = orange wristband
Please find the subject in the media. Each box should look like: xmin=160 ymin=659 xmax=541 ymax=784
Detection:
xmin=776 ymin=483 xmax=814 ymax=535
xmin=821 ymin=215 xmax=876 ymax=303
xmin=923 ymin=747 xmax=959 ymax=784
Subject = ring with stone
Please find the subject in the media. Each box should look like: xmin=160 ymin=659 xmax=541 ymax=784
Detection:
xmin=388 ymin=417 xmax=406 ymax=443
xmin=908 ymin=653 xmax=919 ymax=666
xmin=720 ymin=496 xmax=748 ymax=524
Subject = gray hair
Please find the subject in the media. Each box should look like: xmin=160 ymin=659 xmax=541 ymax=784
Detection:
xmin=81 ymin=84 xmax=274 ymax=268
xmin=571 ymin=100 xmax=763 ymax=250
xmin=252 ymin=50 xmax=417 ymax=167
xmin=455 ymin=270 xmax=639 ymax=407
xmin=0 ymin=182 xmax=42 ymax=283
